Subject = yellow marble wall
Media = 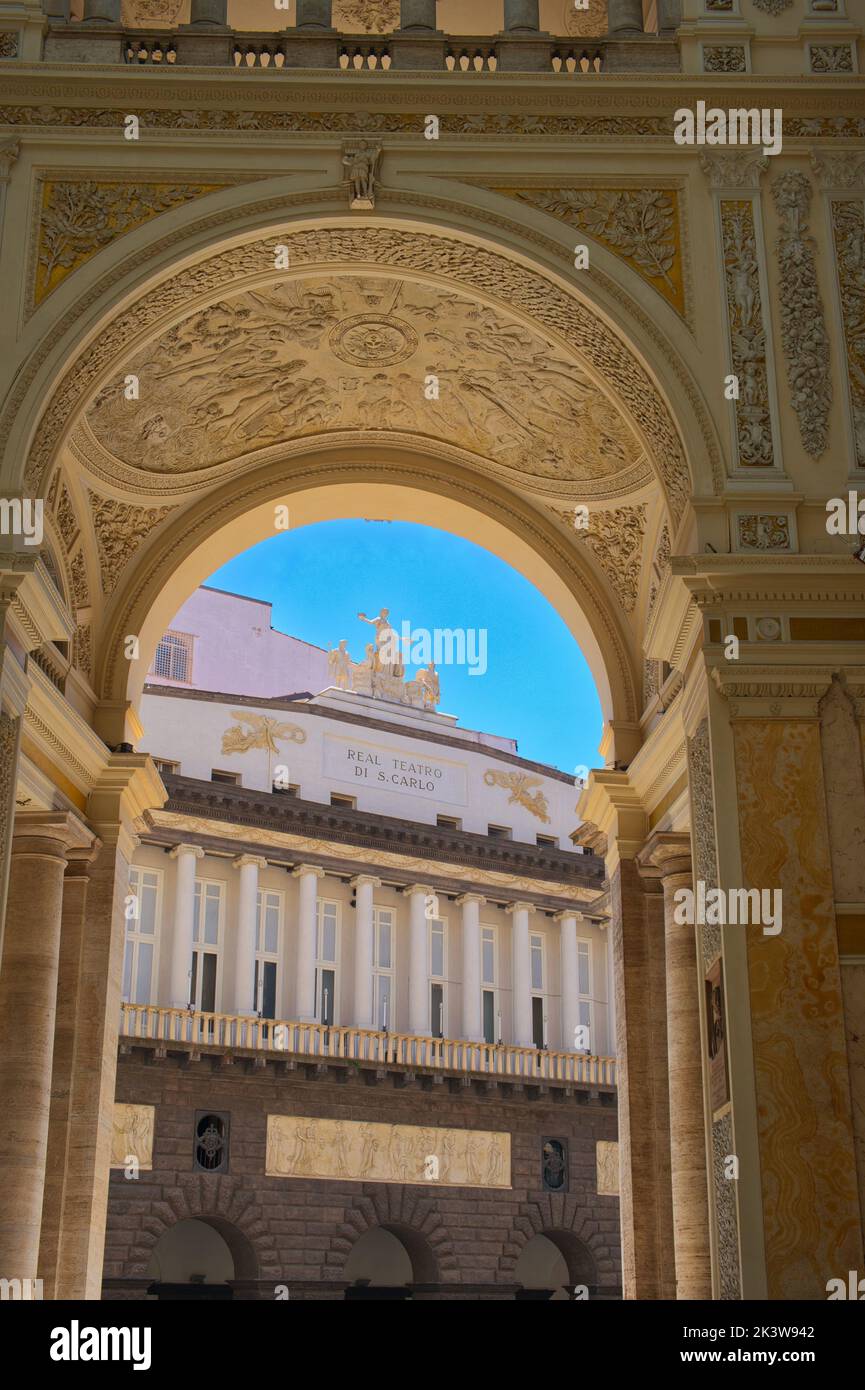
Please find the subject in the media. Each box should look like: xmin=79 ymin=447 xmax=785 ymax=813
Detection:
xmin=733 ymin=720 xmax=863 ymax=1298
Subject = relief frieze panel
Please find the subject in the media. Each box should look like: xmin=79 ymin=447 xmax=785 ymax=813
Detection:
xmin=771 ymin=172 xmax=831 ymax=458
xmin=576 ymin=503 xmax=647 ymax=613
xmin=83 ymin=275 xmax=645 ymax=487
xmin=90 ymin=494 xmax=174 ymax=595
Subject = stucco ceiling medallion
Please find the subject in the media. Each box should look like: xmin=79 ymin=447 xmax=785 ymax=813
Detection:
xmin=329 ymin=313 xmax=419 ymax=367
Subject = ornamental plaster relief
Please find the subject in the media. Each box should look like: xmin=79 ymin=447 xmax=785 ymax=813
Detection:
xmin=575 ymin=503 xmax=647 ymax=613
xmin=770 ymin=172 xmax=831 ymax=459
xmin=828 ymin=198 xmax=865 ymax=469
xmin=31 ymin=176 xmax=228 ymax=309
xmin=89 ymin=495 xmax=174 ymax=596
xmin=718 ymin=199 xmax=776 ymax=470
xmin=489 ymin=187 xmax=686 ymax=317
xmin=84 ymin=275 xmax=644 ymax=487
xmin=24 ymin=228 xmax=692 ymax=524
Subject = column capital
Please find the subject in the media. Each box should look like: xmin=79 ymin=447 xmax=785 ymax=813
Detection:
xmin=552 ymin=907 xmax=582 ymax=924
xmin=11 ymin=809 xmax=94 ymax=857
xmin=456 ymin=892 xmax=485 ymax=907
xmin=64 ymin=840 xmax=104 ymax=878
xmin=505 ymin=899 xmax=534 ymax=915
xmin=403 ymin=882 xmax=434 ymax=896
xmin=635 ymin=830 xmax=692 ymax=882
xmin=169 ymin=843 xmax=205 ymax=862
xmin=350 ymin=874 xmax=381 ymax=889
xmin=292 ymin=863 xmax=326 ymax=880
xmin=86 ymin=753 xmax=167 ymax=860
xmin=233 ymin=854 xmax=267 ymax=871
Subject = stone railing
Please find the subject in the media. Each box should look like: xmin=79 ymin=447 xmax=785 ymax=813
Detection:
xmin=37 ymin=2 xmax=680 ymax=74
xmin=120 ymin=1003 xmax=617 ymax=1087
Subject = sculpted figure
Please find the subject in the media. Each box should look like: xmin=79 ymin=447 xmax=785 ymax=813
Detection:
xmin=342 ymin=143 xmax=381 ymax=205
xmin=328 ymin=640 xmax=353 ymax=690
xmin=416 ymin=662 xmax=440 ymax=710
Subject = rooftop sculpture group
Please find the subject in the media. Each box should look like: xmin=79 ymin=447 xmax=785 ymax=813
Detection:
xmin=328 ymin=607 xmax=441 ymax=710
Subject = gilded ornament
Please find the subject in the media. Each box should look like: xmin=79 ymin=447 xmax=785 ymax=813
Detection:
xmin=221 ymin=712 xmax=307 ymax=756
xmin=484 ymin=770 xmax=551 ymax=824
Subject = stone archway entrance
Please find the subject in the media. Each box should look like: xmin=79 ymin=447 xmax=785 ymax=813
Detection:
xmin=145 ymin=1216 xmax=258 ymax=1301
xmin=514 ymin=1229 xmax=600 ymax=1301
xmin=343 ymin=1222 xmax=438 ymax=1300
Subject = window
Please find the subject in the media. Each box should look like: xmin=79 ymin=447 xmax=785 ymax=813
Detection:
xmin=211 ymin=769 xmax=240 ymax=786
xmin=153 ymin=757 xmax=180 ymax=776
xmin=542 ymin=1139 xmax=568 ymax=1193
xmin=531 ymin=933 xmax=546 ymax=1049
xmin=576 ymin=939 xmax=593 ymax=1051
xmin=436 ymin=814 xmax=461 ymax=831
xmin=536 ymin=834 xmax=557 ymax=849
xmin=123 ymin=867 xmax=161 ymax=1005
xmin=429 ymin=918 xmax=447 ymax=1038
xmin=315 ymin=900 xmax=339 ymax=1025
xmin=487 ymin=824 xmax=511 ymax=840
xmin=254 ymin=890 xmax=282 ymax=1020
xmin=482 ymin=926 xmax=499 ymax=1045
xmin=330 ymin=793 xmax=356 ymax=809
xmin=194 ymin=1113 xmax=229 ymax=1174
xmin=152 ymin=630 xmax=193 ymax=683
xmin=191 ymin=880 xmax=222 ymax=1013
xmin=373 ymin=906 xmax=395 ymax=1031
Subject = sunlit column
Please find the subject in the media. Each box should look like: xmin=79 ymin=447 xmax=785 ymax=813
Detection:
xmin=405 ymin=884 xmax=433 ymax=1036
xmin=168 ymin=844 xmax=204 ymax=1008
xmin=292 ymin=864 xmax=325 ymax=1021
xmin=351 ymin=874 xmax=380 ymax=1029
xmin=556 ymin=909 xmax=580 ymax=1051
xmin=507 ymin=900 xmax=534 ymax=1046
xmin=0 ymin=811 xmax=93 ymax=1282
xmin=233 ymin=855 xmax=267 ymax=1015
xmin=457 ymin=893 xmax=485 ymax=1041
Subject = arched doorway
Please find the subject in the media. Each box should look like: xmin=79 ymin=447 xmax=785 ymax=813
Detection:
xmin=145 ymin=1217 xmax=257 ymax=1301
xmin=343 ymin=1224 xmax=438 ymax=1301
xmin=514 ymin=1230 xmax=599 ymax=1302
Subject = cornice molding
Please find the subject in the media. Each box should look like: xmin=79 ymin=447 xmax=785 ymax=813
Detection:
xmin=710 ymin=662 xmax=865 ymax=718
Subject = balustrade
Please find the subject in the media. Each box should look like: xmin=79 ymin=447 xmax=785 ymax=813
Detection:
xmin=120 ymin=1003 xmax=617 ymax=1087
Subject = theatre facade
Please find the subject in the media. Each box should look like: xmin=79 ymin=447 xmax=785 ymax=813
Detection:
xmin=105 ymin=587 xmax=619 ymax=1299
xmin=0 ymin=0 xmax=864 ymax=1306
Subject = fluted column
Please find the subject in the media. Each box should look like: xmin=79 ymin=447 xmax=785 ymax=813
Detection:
xmin=400 ymin=0 xmax=437 ymax=27
xmin=503 ymin=0 xmax=539 ymax=31
xmin=637 ymin=832 xmax=712 ymax=1300
xmin=556 ymin=909 xmax=581 ymax=1051
xmin=351 ymin=875 xmax=380 ymax=1029
xmin=234 ymin=855 xmax=267 ymax=1015
xmin=189 ymin=0 xmax=228 ymax=22
xmin=507 ymin=900 xmax=534 ymax=1046
xmin=0 ymin=811 xmax=93 ymax=1282
xmin=169 ymin=844 xmax=204 ymax=1008
xmin=405 ymin=884 xmax=433 ymax=1036
xmin=296 ymin=0 xmax=332 ymax=27
xmin=607 ymin=0 xmax=644 ymax=36
xmin=457 ymin=893 xmax=485 ymax=1041
xmin=292 ymin=865 xmax=325 ymax=1021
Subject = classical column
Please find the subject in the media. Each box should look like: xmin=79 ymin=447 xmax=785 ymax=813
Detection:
xmin=457 ymin=893 xmax=484 ymax=1041
xmin=292 ymin=865 xmax=325 ymax=1021
xmin=556 ymin=909 xmax=580 ymax=1052
xmin=168 ymin=844 xmax=204 ymax=1008
xmin=400 ymin=0 xmax=437 ymax=27
xmin=189 ymin=0 xmax=228 ymax=22
xmin=657 ymin=0 xmax=682 ymax=34
xmin=234 ymin=855 xmax=267 ymax=1016
xmin=405 ymin=884 xmax=432 ymax=1036
xmin=507 ymin=900 xmax=534 ymax=1046
xmin=637 ymin=832 xmax=712 ymax=1300
xmin=82 ymin=0 xmax=120 ymax=20
xmin=49 ymin=756 xmax=164 ymax=1301
xmin=503 ymin=0 xmax=539 ymax=30
xmin=39 ymin=843 xmax=101 ymax=1299
xmin=296 ymin=0 xmax=332 ymax=26
xmin=0 ymin=811 xmax=93 ymax=1283
xmin=607 ymin=0 xmax=644 ymax=36
xmin=351 ymin=875 xmax=380 ymax=1029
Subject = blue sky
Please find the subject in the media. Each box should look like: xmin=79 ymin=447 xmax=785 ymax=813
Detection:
xmin=207 ymin=520 xmax=602 ymax=774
